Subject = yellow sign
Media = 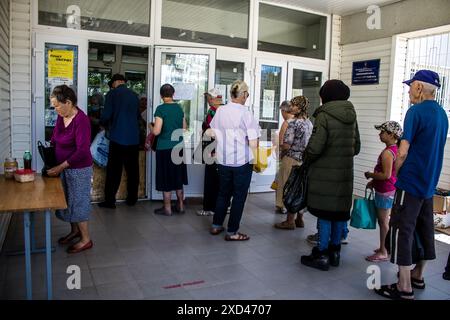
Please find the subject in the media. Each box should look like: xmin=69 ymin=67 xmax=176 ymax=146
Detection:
xmin=48 ymin=49 xmax=74 ymax=81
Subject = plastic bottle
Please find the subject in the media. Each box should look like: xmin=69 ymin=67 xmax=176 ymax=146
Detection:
xmin=23 ymin=151 xmax=32 ymax=170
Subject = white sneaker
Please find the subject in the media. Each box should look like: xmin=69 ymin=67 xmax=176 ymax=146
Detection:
xmin=197 ymin=210 xmax=214 ymax=216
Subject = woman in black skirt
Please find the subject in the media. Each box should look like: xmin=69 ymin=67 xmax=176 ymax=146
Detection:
xmin=151 ymin=84 xmax=188 ymax=215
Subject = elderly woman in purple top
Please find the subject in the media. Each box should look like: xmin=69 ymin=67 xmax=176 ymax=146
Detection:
xmin=48 ymin=85 xmax=94 ymax=254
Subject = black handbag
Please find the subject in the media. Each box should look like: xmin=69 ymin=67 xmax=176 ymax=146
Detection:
xmin=38 ymin=141 xmax=57 ymax=177
xmin=283 ymin=164 xmax=308 ymax=213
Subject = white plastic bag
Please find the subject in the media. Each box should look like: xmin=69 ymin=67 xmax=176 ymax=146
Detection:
xmin=90 ymin=130 xmax=109 ymax=167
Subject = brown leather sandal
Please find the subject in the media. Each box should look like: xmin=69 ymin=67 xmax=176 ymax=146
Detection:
xmin=274 ymin=221 xmax=295 ymax=230
xmin=225 ymin=233 xmax=250 ymax=241
xmin=210 ymin=226 xmax=225 ymax=235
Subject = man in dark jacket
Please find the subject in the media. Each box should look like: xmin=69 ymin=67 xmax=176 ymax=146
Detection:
xmin=98 ymin=74 xmax=141 ymax=208
xmin=301 ymin=80 xmax=360 ymax=271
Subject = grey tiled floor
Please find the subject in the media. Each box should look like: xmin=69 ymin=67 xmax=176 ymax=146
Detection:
xmin=0 ymin=193 xmax=449 ymax=300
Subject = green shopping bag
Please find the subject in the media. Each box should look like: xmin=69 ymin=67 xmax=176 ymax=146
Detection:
xmin=350 ymin=189 xmax=377 ymax=229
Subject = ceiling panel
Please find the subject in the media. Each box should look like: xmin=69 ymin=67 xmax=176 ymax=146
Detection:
xmin=263 ymin=0 xmax=403 ymax=16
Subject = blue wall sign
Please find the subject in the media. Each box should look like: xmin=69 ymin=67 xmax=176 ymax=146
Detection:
xmin=352 ymin=59 xmax=381 ymax=85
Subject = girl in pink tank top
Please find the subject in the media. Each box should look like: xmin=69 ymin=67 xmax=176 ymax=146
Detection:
xmin=364 ymin=121 xmax=403 ymax=262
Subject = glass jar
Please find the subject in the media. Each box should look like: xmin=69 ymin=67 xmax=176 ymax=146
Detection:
xmin=4 ymin=157 xmax=18 ymax=179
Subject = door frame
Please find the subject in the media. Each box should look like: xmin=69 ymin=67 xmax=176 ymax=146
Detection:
xmin=151 ymin=46 xmax=216 ymax=200
xmin=250 ymin=58 xmax=288 ymax=193
xmin=32 ymin=33 xmax=89 ymax=172
xmin=86 ymin=40 xmax=153 ymax=200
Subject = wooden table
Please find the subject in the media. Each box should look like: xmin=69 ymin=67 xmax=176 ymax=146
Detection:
xmin=0 ymin=175 xmax=67 ymax=300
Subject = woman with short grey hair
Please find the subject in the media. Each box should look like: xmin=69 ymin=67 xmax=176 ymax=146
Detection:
xmin=48 ymin=85 xmax=94 ymax=254
xmin=208 ymin=80 xmax=261 ymax=241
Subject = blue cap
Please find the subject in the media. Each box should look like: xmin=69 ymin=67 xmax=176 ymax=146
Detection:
xmin=403 ymin=69 xmax=441 ymax=88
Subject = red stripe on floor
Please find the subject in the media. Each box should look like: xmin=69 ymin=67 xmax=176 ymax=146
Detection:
xmin=163 ymin=280 xmax=205 ymax=290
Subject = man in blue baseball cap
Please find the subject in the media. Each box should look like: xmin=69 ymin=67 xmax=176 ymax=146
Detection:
xmin=375 ymin=70 xmax=448 ymax=300
xmin=402 ymin=69 xmax=442 ymax=88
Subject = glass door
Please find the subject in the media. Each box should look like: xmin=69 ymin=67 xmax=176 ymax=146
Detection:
xmin=33 ymin=34 xmax=88 ymax=172
xmin=87 ymin=42 xmax=151 ymax=202
xmin=250 ymin=59 xmax=287 ymax=193
xmin=287 ymin=62 xmax=326 ymax=120
xmin=215 ymin=60 xmax=245 ymax=104
xmin=151 ymin=46 xmax=215 ymax=199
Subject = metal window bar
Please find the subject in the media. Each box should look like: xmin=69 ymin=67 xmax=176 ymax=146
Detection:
xmin=403 ymin=32 xmax=450 ymax=124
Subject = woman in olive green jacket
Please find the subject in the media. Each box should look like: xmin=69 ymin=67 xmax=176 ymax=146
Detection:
xmin=301 ymin=80 xmax=360 ymax=271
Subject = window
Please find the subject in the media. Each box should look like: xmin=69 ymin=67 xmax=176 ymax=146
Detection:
xmin=291 ymin=69 xmax=322 ymax=119
xmin=258 ymin=4 xmax=327 ymax=59
xmin=44 ymin=43 xmax=78 ymax=141
xmin=161 ymin=0 xmax=250 ymax=49
xmin=159 ymin=52 xmax=210 ymax=146
xmin=403 ymin=33 xmax=450 ymax=123
xmin=38 ymin=0 xmax=151 ymax=37
xmin=87 ymin=42 xmax=149 ymax=142
xmin=215 ymin=60 xmax=245 ymax=104
xmin=259 ymin=65 xmax=282 ymax=141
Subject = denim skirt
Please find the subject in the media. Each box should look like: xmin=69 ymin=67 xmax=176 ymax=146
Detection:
xmin=56 ymin=166 xmax=93 ymax=223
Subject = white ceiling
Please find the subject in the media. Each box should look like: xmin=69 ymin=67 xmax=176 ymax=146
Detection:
xmin=263 ymin=0 xmax=403 ymax=16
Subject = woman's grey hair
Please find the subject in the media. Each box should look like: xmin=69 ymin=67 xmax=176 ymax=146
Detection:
xmin=230 ymin=80 xmax=249 ymax=99
xmin=280 ymin=100 xmax=291 ymax=112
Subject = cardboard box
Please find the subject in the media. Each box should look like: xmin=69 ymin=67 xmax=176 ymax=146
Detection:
xmin=433 ymin=195 xmax=450 ymax=213
xmin=434 ymin=212 xmax=450 ymax=229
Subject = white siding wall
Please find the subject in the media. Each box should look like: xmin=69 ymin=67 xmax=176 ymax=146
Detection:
xmin=387 ymin=36 xmax=408 ymax=123
xmin=0 ymin=0 xmax=11 ymax=251
xmin=441 ymin=140 xmax=450 ymax=190
xmin=0 ymin=0 xmax=10 ymax=166
xmin=11 ymin=0 xmax=31 ymax=164
xmin=340 ymin=38 xmax=392 ymax=197
xmin=340 ymin=36 xmax=450 ymax=196
xmin=329 ymin=15 xmax=341 ymax=80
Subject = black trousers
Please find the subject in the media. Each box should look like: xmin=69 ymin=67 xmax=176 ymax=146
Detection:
xmin=203 ymin=163 xmax=219 ymax=211
xmin=389 ymin=189 xmax=435 ymax=266
xmin=104 ymin=141 xmax=139 ymax=205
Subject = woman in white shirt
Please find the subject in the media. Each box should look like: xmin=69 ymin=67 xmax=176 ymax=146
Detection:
xmin=207 ymin=80 xmax=260 ymax=241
